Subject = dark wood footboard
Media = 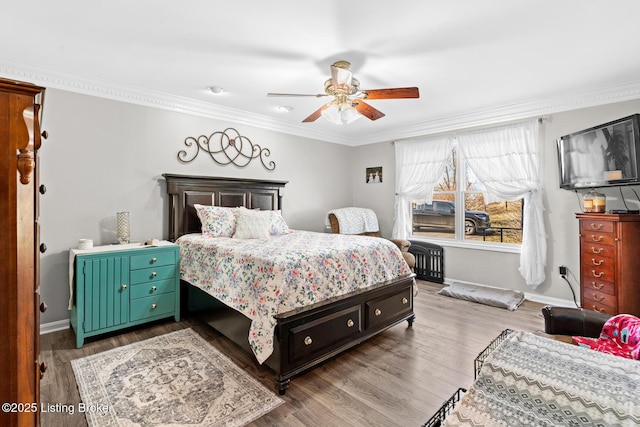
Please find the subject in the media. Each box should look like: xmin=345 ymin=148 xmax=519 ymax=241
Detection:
xmin=186 ymin=274 xmax=415 ymax=394
xmin=272 ymin=274 xmax=415 ymax=394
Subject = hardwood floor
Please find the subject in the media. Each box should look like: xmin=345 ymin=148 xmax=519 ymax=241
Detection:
xmin=40 ymin=280 xmax=548 ymax=426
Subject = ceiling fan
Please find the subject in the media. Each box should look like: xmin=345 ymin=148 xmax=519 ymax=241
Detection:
xmin=267 ymin=60 xmax=419 ymax=124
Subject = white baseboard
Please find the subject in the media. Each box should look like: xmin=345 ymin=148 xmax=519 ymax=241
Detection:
xmin=523 ymin=293 xmax=576 ymax=308
xmin=40 ymin=319 xmax=70 ymax=335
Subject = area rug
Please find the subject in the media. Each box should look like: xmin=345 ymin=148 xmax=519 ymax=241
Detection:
xmin=437 ymin=281 xmax=525 ymax=311
xmin=71 ymin=328 xmax=284 ymax=427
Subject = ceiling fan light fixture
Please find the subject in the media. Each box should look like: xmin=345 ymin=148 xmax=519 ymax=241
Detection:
xmin=321 ymin=102 xmax=361 ymax=125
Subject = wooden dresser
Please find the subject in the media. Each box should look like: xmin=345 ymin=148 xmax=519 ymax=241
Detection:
xmin=0 ymin=78 xmax=46 ymax=426
xmin=576 ymin=213 xmax=640 ymax=317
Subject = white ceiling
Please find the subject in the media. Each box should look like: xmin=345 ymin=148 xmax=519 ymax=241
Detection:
xmin=3 ymin=1 xmax=640 ymax=145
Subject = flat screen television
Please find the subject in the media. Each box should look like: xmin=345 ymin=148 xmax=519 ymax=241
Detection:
xmin=557 ymin=114 xmax=640 ymax=190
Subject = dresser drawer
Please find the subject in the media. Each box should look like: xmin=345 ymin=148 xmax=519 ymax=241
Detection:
xmin=130 ymin=250 xmax=176 ymax=270
xmin=130 ymin=293 xmax=176 ymax=322
xmin=580 ymin=232 xmax=614 ymax=246
xmin=365 ymin=286 xmax=413 ymax=329
xmin=582 ymin=253 xmax=614 ymax=270
xmin=582 ymin=296 xmax=616 ymax=316
xmin=581 ymin=242 xmax=615 ymax=257
xmin=581 ymin=260 xmax=614 ymax=283
xmin=580 ymin=220 xmax=614 ymax=234
xmin=288 ymin=305 xmax=361 ymax=363
xmin=583 ymin=289 xmax=616 ymax=307
xmin=581 ymin=278 xmax=615 ymax=296
xmin=130 ymin=278 xmax=176 ymax=299
xmin=130 ymin=265 xmax=176 ymax=285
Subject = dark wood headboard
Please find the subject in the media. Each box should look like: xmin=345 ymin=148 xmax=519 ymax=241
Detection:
xmin=163 ymin=173 xmax=288 ymax=241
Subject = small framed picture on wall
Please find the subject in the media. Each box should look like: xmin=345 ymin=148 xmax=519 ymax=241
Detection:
xmin=366 ymin=166 xmax=382 ymax=184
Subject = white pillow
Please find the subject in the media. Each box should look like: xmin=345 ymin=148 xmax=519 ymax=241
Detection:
xmin=233 ymin=208 xmax=271 ymax=239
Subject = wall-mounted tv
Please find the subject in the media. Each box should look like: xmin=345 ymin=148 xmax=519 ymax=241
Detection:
xmin=557 ymin=114 xmax=640 ymax=190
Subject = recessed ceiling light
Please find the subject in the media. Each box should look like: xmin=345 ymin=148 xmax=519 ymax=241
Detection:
xmin=277 ymin=105 xmax=293 ymax=113
xmin=207 ymin=86 xmax=224 ymax=94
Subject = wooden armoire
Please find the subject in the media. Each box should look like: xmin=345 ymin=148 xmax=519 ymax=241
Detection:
xmin=0 ymin=78 xmax=47 ymax=426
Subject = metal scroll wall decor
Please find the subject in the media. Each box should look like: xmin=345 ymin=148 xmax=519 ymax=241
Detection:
xmin=177 ymin=128 xmax=275 ymax=171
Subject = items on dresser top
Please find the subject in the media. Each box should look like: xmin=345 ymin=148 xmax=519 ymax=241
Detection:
xmin=576 ymin=213 xmax=640 ymax=317
xmin=69 ymin=242 xmax=180 ymax=348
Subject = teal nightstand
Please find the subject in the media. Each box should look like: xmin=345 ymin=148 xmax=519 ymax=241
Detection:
xmin=69 ymin=243 xmax=180 ymax=348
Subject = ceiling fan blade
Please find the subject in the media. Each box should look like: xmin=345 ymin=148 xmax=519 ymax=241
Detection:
xmin=352 ymin=100 xmax=385 ymax=121
xmin=302 ymin=104 xmax=330 ymax=122
xmin=361 ymin=87 xmax=420 ymax=100
xmin=267 ymin=93 xmax=328 ymax=98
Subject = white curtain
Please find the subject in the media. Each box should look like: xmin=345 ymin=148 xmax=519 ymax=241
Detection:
xmin=457 ymin=120 xmax=546 ymax=288
xmin=393 ymin=136 xmax=454 ymax=240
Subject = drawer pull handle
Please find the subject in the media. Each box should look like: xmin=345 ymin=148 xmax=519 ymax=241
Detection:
xmin=40 ymin=302 xmax=47 ymax=313
xmin=121 ymin=284 xmax=127 ymax=290
xmin=590 ymin=282 xmax=604 ymax=290
xmin=375 ymin=308 xmax=382 ymax=316
xmin=151 ymin=257 xmax=157 ymax=263
xmin=591 ymin=258 xmax=604 ymax=266
xmin=40 ymin=243 xmax=47 ymax=253
xmin=304 ymin=336 xmax=312 ymax=346
xmin=151 ymin=286 xmax=157 ymax=292
xmin=591 ymin=247 xmax=604 ymax=254
xmin=590 ymin=235 xmax=604 ymax=242
xmin=591 ymin=305 xmax=605 ymax=313
xmin=402 ymin=297 xmax=408 ymax=305
xmin=591 ymin=270 xmax=604 ymax=278
xmin=347 ymin=319 xmax=354 ymax=327
xmin=151 ymin=304 xmax=157 ymax=309
xmin=592 ymin=294 xmax=605 ymax=302
xmin=39 ymin=362 xmax=47 ymax=379
xmin=39 ymin=184 xmax=47 ymax=194
xmin=590 ymin=223 xmax=604 ymax=230
xmin=151 ymin=272 xmax=157 ymax=277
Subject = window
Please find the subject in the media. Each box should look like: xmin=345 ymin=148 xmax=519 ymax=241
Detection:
xmin=411 ymin=146 xmax=523 ymax=245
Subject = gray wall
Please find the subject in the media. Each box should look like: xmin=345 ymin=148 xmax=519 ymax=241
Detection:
xmin=352 ymin=98 xmax=640 ymax=305
xmin=39 ymin=87 xmax=640 ymax=327
xmin=39 ymin=89 xmax=353 ymax=326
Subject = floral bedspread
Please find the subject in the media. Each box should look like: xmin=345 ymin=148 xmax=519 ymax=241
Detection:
xmin=176 ymin=230 xmax=412 ymax=364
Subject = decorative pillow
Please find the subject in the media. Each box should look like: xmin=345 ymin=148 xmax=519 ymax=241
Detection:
xmin=573 ymin=314 xmax=640 ymax=360
xmin=194 ymin=204 xmax=237 ymax=237
xmin=233 ymin=208 xmax=271 ymax=239
xmin=270 ymin=210 xmax=292 ymax=236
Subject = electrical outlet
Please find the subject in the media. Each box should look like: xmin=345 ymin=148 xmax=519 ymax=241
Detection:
xmin=559 ymin=265 xmax=567 ymax=276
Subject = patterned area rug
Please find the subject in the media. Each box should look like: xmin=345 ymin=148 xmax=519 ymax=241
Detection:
xmin=71 ymin=328 xmax=284 ymax=426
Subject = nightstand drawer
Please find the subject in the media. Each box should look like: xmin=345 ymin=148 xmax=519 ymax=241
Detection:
xmin=130 ymin=278 xmax=175 ymax=299
xmin=130 ymin=265 xmax=176 ymax=284
xmin=130 ymin=250 xmax=176 ymax=270
xmin=130 ymin=293 xmax=176 ymax=321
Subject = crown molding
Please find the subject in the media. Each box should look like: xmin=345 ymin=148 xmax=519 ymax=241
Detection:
xmin=3 ymin=58 xmax=640 ymax=147
xmin=0 ymin=58 xmax=353 ymax=145
xmin=360 ymin=79 xmax=640 ymax=145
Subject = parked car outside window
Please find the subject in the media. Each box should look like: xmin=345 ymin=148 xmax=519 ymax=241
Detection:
xmin=412 ymin=200 xmax=491 ymax=235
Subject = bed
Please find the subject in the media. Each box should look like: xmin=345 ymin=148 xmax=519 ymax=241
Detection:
xmin=435 ymin=330 xmax=640 ymax=426
xmin=162 ymin=173 xmax=416 ymax=394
